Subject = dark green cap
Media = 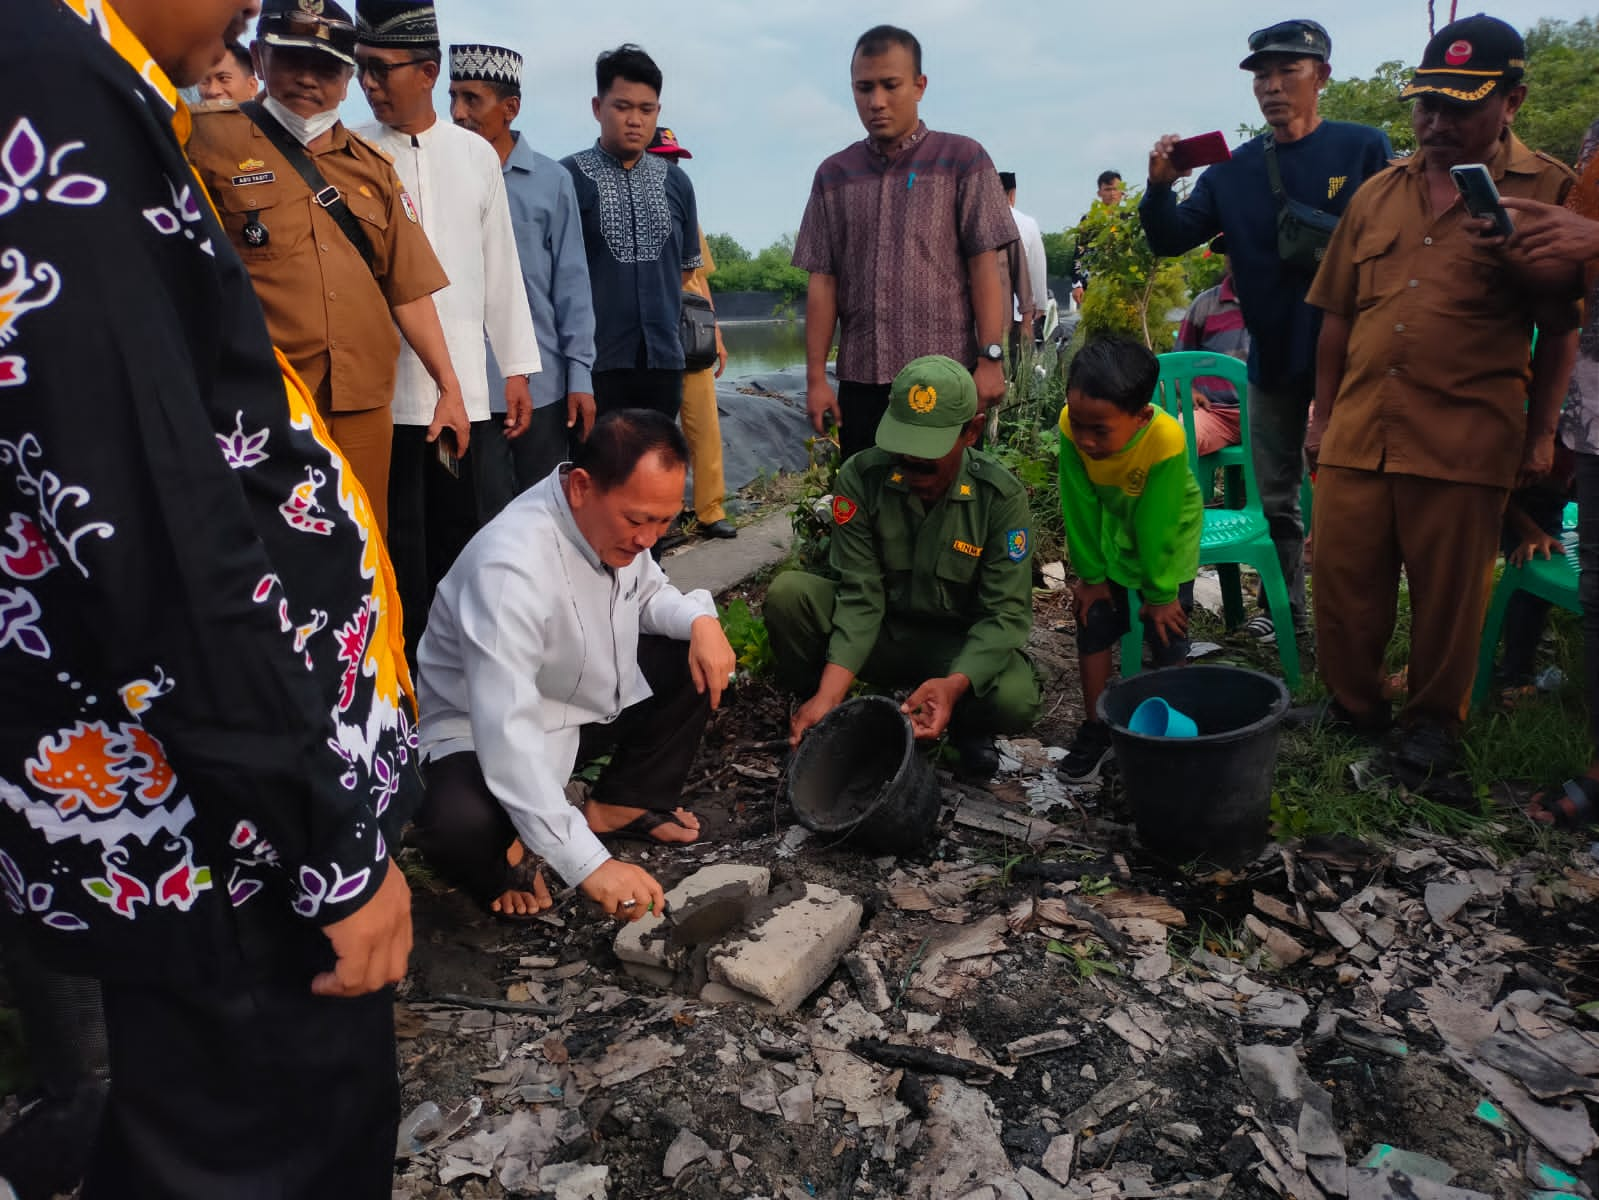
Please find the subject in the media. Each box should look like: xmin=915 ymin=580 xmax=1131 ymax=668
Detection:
xmin=875 ymin=355 xmax=977 ymax=459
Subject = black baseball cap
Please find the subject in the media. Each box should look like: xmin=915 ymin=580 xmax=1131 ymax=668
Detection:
xmin=1400 ymin=14 xmax=1525 ymax=105
xmin=259 ymin=0 xmax=358 ymax=66
xmin=1239 ymin=19 xmax=1331 ymax=70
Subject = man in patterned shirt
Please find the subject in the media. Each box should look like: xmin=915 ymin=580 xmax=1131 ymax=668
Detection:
xmin=1 ymin=0 xmax=418 ymax=1193
xmin=793 ymin=25 xmax=1017 ymax=462
xmin=563 ymin=44 xmax=701 ymax=421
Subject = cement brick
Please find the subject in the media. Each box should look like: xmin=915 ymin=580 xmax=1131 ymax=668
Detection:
xmin=613 ymin=864 xmax=772 ymax=968
xmin=708 ymin=883 xmax=863 ymax=1013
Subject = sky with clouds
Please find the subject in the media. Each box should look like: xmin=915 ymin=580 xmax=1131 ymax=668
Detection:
xmin=337 ymin=1 xmax=1596 ymax=250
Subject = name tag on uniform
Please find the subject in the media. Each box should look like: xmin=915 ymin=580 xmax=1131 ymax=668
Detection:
xmin=952 ymin=540 xmax=983 ymax=558
xmin=231 ymin=170 xmax=276 ymax=187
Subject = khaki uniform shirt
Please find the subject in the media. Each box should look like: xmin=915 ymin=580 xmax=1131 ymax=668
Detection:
xmin=828 ymin=447 xmax=1033 ymax=694
xmin=1306 ymin=132 xmax=1577 ymax=489
xmin=187 ymin=107 xmax=448 ymax=413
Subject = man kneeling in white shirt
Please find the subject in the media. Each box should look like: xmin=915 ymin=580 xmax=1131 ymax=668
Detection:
xmin=414 ymin=410 xmax=738 ymax=918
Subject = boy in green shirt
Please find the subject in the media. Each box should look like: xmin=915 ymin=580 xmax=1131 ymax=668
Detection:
xmin=1057 ymin=338 xmax=1204 ymax=783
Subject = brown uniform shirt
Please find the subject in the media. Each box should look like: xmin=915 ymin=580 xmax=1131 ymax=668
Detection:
xmin=187 ymin=107 xmax=448 ymax=413
xmin=1307 ymin=131 xmax=1577 ymax=490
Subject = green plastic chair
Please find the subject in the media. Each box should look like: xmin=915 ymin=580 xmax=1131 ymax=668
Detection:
xmin=1119 ymin=351 xmax=1301 ymax=688
xmin=1472 ymin=506 xmax=1580 ymax=709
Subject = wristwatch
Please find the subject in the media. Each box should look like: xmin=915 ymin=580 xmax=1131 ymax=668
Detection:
xmin=980 ymin=343 xmax=1004 ymax=363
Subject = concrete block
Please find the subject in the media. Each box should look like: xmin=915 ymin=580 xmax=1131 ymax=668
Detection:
xmin=708 ymin=883 xmax=863 ymax=1013
xmin=613 ymin=864 xmax=772 ymax=968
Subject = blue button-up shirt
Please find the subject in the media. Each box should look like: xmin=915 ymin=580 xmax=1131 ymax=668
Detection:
xmin=561 ymin=141 xmax=701 ymax=373
xmin=489 ymin=133 xmax=597 ymax=412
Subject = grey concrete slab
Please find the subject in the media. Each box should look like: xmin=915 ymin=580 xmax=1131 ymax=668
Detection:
xmin=662 ymin=508 xmax=793 ymax=598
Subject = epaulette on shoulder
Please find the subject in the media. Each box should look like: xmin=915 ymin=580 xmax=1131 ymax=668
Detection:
xmin=347 ymin=129 xmax=395 ymax=163
xmin=1534 ymin=149 xmax=1578 ymax=179
xmin=189 ymin=99 xmax=243 ymax=116
xmin=967 ymin=450 xmax=1026 ymax=497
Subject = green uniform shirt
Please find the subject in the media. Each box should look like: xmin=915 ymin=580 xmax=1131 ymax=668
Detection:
xmin=1057 ymin=405 xmax=1203 ymax=604
xmin=826 ymin=447 xmax=1034 ymax=694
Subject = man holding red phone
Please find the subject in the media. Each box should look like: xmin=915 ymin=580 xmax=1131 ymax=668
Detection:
xmin=1140 ymin=19 xmax=1391 ymax=647
xmin=1304 ymin=15 xmax=1578 ymax=797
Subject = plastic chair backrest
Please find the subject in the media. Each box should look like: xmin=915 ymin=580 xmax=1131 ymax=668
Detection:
xmin=1152 ymin=351 xmax=1262 ymax=508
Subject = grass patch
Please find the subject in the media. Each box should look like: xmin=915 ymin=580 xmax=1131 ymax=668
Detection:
xmin=1186 ymin=574 xmax=1590 ymax=852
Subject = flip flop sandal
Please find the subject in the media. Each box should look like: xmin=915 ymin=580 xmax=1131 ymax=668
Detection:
xmin=490 ymin=855 xmax=551 ymax=922
xmin=1521 ymin=778 xmax=1599 ymax=831
xmin=602 ymin=809 xmax=697 ymax=846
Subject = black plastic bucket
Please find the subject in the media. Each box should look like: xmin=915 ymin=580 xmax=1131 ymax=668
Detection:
xmin=787 ymin=696 xmax=941 ymax=854
xmin=1098 ymin=665 xmax=1289 ymax=868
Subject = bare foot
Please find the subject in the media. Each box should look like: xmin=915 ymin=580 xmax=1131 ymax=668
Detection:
xmin=491 ymin=839 xmax=553 ymax=916
xmin=584 ymin=800 xmax=701 ymax=844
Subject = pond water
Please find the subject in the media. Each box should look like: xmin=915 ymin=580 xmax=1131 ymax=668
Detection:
xmin=721 ymin=320 xmax=808 ymax=376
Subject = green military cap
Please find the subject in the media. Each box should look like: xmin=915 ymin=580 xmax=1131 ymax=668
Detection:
xmin=875 ymin=355 xmax=977 ymax=460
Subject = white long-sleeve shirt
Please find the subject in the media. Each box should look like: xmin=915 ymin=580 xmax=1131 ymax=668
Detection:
xmin=416 ymin=470 xmax=717 ymax=886
xmin=359 ymin=116 xmax=542 ymax=424
xmin=1011 ymin=206 xmax=1050 ymax=317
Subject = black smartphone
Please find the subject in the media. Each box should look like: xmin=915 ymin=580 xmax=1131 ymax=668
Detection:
xmin=1450 ymin=163 xmax=1514 ymax=238
xmin=435 ymin=430 xmax=460 ymax=478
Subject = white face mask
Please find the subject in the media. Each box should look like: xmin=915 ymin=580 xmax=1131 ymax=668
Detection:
xmin=262 ymin=95 xmax=341 ymax=146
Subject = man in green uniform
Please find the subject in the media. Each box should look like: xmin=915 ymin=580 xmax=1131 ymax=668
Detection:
xmin=767 ymin=355 xmax=1041 ymax=778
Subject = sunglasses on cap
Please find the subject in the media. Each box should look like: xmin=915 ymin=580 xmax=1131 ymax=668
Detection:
xmin=1247 ymin=21 xmax=1325 ymax=51
xmin=262 ymin=11 xmax=358 ymax=58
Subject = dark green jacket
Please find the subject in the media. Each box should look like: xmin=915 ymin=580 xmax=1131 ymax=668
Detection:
xmin=827 ymin=447 xmax=1034 ymax=694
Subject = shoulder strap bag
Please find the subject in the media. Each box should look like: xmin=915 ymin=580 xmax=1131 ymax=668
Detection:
xmin=1263 ymin=136 xmax=1341 ymax=274
xmin=240 ymin=101 xmax=376 ymax=273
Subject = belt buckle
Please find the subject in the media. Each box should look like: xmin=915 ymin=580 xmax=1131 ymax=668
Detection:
xmin=313 ymin=184 xmax=341 ymax=208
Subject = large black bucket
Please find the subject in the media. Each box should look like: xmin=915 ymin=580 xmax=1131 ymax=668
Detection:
xmin=1098 ymin=665 xmax=1289 ymax=868
xmin=787 ymin=696 xmax=941 ymax=854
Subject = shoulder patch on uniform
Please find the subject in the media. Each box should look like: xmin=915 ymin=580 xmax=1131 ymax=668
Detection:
xmin=1005 ymin=529 xmax=1029 ymax=561
xmin=832 ymin=496 xmax=858 ymax=525
xmin=400 ymin=191 xmax=419 ymax=223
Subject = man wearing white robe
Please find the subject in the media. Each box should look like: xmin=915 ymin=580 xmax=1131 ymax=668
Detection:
xmin=354 ymin=0 xmax=543 ymax=655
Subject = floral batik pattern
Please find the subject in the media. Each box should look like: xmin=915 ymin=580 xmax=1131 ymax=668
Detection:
xmin=0 ymin=0 xmax=417 ymax=967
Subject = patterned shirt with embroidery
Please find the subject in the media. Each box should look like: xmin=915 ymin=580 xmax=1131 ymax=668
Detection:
xmin=0 ymin=0 xmax=418 ymax=979
xmin=792 ymin=123 xmax=1018 ymax=385
xmin=561 ymin=143 xmax=700 ymax=373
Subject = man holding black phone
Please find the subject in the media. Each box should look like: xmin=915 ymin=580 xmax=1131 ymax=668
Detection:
xmin=1139 ymin=19 xmax=1391 ymax=646
xmin=354 ymin=0 xmax=544 ymax=658
xmin=1304 ymin=14 xmax=1579 ymax=797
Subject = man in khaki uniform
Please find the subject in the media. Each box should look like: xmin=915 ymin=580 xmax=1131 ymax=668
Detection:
xmin=188 ymin=0 xmax=467 ymax=534
xmin=1304 ymin=15 xmax=1580 ymax=794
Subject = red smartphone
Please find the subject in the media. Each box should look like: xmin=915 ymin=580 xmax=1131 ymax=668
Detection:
xmin=1169 ymin=131 xmax=1231 ymax=172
